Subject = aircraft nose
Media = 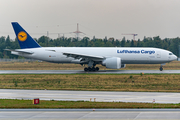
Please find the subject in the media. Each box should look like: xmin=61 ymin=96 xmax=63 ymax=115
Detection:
xmin=170 ymin=54 xmax=178 ymax=61
xmin=175 ymin=55 xmax=178 ymax=61
xmin=174 ymin=55 xmax=178 ymax=61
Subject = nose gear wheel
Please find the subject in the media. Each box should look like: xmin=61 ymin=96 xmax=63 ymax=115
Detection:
xmin=159 ymin=66 xmax=163 ymax=71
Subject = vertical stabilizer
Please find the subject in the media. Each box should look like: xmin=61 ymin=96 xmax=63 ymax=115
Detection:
xmin=11 ymin=22 xmax=41 ymax=49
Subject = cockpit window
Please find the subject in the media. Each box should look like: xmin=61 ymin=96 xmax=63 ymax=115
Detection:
xmin=169 ymin=53 xmax=173 ymax=55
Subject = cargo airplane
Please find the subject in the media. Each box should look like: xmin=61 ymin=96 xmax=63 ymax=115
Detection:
xmin=5 ymin=22 xmax=177 ymax=71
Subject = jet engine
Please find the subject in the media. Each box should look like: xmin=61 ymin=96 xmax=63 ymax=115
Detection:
xmin=102 ymin=57 xmax=121 ymax=69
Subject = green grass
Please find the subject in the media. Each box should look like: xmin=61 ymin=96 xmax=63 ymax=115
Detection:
xmin=0 ymin=74 xmax=180 ymax=92
xmin=0 ymin=99 xmax=180 ymax=108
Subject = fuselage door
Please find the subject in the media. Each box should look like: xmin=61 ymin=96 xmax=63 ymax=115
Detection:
xmin=157 ymin=51 xmax=161 ymax=58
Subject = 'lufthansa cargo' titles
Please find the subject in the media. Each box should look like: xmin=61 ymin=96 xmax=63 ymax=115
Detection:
xmin=117 ymin=50 xmax=155 ymax=54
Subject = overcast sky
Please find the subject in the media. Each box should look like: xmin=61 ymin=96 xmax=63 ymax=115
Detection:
xmin=1 ymin=0 xmax=180 ymax=40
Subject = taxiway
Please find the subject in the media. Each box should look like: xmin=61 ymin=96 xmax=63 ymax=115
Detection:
xmin=0 ymin=109 xmax=180 ymax=120
xmin=0 ymin=89 xmax=180 ymax=103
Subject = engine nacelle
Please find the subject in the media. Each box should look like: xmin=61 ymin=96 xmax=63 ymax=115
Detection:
xmin=102 ymin=57 xmax=121 ymax=69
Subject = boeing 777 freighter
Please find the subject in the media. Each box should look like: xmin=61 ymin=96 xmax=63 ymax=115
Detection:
xmin=5 ymin=22 xmax=177 ymax=71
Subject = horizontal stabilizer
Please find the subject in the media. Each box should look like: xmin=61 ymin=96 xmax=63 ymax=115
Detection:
xmin=4 ymin=49 xmax=34 ymax=54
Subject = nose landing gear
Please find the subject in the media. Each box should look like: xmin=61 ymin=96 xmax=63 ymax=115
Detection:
xmin=159 ymin=65 xmax=163 ymax=71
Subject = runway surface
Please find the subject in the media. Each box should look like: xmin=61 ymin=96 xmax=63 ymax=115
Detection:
xmin=0 ymin=70 xmax=180 ymax=74
xmin=1 ymin=89 xmax=180 ymax=103
xmin=0 ymin=109 xmax=180 ymax=120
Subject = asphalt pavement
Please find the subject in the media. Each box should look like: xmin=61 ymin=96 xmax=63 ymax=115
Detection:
xmin=0 ymin=89 xmax=180 ymax=103
xmin=0 ymin=109 xmax=180 ymax=120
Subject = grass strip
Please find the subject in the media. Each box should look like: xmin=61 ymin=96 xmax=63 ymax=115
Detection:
xmin=0 ymin=74 xmax=180 ymax=92
xmin=0 ymin=99 xmax=180 ymax=109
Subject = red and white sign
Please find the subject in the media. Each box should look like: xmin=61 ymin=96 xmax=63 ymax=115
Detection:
xmin=33 ymin=98 xmax=40 ymax=104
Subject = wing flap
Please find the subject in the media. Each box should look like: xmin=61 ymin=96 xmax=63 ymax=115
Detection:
xmin=63 ymin=52 xmax=104 ymax=61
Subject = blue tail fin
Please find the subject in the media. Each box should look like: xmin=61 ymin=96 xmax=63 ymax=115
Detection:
xmin=12 ymin=22 xmax=41 ymax=49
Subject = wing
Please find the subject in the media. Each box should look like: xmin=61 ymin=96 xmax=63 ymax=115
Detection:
xmin=63 ymin=52 xmax=105 ymax=62
xmin=45 ymin=49 xmax=105 ymax=62
xmin=4 ymin=49 xmax=34 ymax=54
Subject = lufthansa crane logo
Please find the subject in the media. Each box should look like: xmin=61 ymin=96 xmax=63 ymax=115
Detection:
xmin=18 ymin=31 xmax=27 ymax=42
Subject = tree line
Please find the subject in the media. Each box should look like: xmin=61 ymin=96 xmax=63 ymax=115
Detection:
xmin=1 ymin=35 xmax=180 ymax=58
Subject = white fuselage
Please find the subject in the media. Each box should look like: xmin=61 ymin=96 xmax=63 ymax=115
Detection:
xmin=12 ymin=47 xmax=177 ymax=65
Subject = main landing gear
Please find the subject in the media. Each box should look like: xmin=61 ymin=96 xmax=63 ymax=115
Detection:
xmin=84 ymin=67 xmax=99 ymax=72
xmin=84 ymin=60 xmax=99 ymax=72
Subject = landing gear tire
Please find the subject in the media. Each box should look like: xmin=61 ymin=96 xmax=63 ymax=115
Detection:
xmin=92 ymin=67 xmax=96 ymax=71
xmin=84 ymin=67 xmax=88 ymax=72
xmin=159 ymin=66 xmax=163 ymax=71
xmin=84 ymin=67 xmax=99 ymax=72
xmin=96 ymin=67 xmax=99 ymax=71
xmin=88 ymin=67 xmax=92 ymax=71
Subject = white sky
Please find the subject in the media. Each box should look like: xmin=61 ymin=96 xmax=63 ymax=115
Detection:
xmin=0 ymin=0 xmax=180 ymax=40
